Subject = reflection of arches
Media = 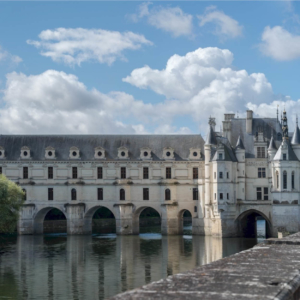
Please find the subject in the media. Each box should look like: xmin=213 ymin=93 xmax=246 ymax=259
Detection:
xmin=178 ymin=209 xmax=193 ymax=234
xmin=236 ymin=209 xmax=273 ymax=238
xmin=34 ymin=207 xmax=67 ymax=234
xmin=83 ymin=205 xmax=116 ymax=234
xmin=132 ymin=206 xmax=161 ymax=234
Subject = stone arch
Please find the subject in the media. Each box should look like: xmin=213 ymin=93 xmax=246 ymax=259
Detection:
xmin=132 ymin=205 xmax=161 ymax=234
xmin=236 ymin=209 xmax=273 ymax=238
xmin=178 ymin=209 xmax=193 ymax=234
xmin=83 ymin=205 xmax=116 ymax=234
xmin=33 ymin=206 xmax=67 ymax=234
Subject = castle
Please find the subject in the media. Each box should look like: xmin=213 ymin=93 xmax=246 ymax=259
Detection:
xmin=0 ymin=109 xmax=298 ymax=237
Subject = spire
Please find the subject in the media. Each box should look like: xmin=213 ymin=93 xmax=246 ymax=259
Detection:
xmin=282 ymin=109 xmax=289 ymax=140
xmin=268 ymin=135 xmax=277 ymax=150
xmin=205 ymin=125 xmax=217 ymax=146
xmin=235 ymin=135 xmax=245 ymax=150
xmin=291 ymin=121 xmax=300 ymax=145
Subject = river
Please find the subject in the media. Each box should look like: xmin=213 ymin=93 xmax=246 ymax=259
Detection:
xmin=0 ymin=226 xmax=260 ymax=300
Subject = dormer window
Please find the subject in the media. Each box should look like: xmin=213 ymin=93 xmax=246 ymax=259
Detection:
xmin=69 ymin=147 xmax=80 ymax=159
xmin=163 ymin=147 xmax=174 ymax=160
xmin=45 ymin=147 xmax=56 ymax=159
xmin=189 ymin=148 xmax=201 ymax=160
xmin=94 ymin=147 xmax=105 ymax=159
xmin=257 ymin=147 xmax=265 ymax=158
xmin=140 ymin=147 xmax=152 ymax=160
xmin=20 ymin=147 xmax=31 ymax=159
xmin=219 ymin=153 xmax=223 ymax=160
xmin=0 ymin=147 xmax=5 ymax=159
xmin=283 ymin=154 xmax=287 ymax=161
xmin=118 ymin=147 xmax=129 ymax=159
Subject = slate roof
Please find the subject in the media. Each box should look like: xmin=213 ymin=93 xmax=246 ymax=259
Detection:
xmin=0 ymin=134 xmax=205 ymax=161
xmin=291 ymin=125 xmax=300 ymax=145
xmin=268 ymin=135 xmax=277 ymax=151
xmin=273 ymin=139 xmax=298 ymax=161
xmin=205 ymin=126 xmax=217 ymax=145
xmin=235 ymin=136 xmax=245 ymax=150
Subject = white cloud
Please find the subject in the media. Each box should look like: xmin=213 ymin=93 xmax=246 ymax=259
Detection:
xmin=198 ymin=6 xmax=243 ymax=40
xmin=259 ymin=26 xmax=300 ymax=61
xmin=130 ymin=3 xmax=193 ymax=37
xmin=0 ymin=45 xmax=22 ymax=65
xmin=27 ymin=28 xmax=152 ymax=66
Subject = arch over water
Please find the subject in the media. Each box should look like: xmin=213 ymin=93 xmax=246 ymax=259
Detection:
xmin=133 ymin=206 xmax=161 ymax=234
xmin=236 ymin=209 xmax=273 ymax=238
xmin=178 ymin=209 xmax=193 ymax=235
xmin=34 ymin=206 xmax=67 ymax=234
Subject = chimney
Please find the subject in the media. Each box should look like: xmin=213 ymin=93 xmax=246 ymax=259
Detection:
xmin=246 ymin=110 xmax=253 ymax=134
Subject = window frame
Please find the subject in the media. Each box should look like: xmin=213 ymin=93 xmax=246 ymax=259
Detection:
xmin=193 ymin=168 xmax=199 ymax=179
xmin=23 ymin=167 xmax=28 ymax=179
xmin=220 ymin=193 xmax=223 ymax=200
xmin=166 ymin=167 xmax=172 ymax=179
xmin=292 ymin=172 xmax=295 ymax=189
xmin=219 ymin=172 xmax=223 ymax=179
xmin=120 ymin=189 xmax=125 ymax=201
xmin=143 ymin=167 xmax=149 ymax=179
xmin=258 ymin=167 xmax=266 ymax=178
xmin=48 ymin=188 xmax=53 ymax=201
xmin=71 ymin=188 xmax=77 ymax=201
xmin=48 ymin=167 xmax=53 ymax=179
xmin=256 ymin=187 xmax=262 ymax=200
xmin=165 ymin=188 xmax=171 ymax=201
xmin=72 ymin=167 xmax=78 ymax=179
xmin=143 ymin=188 xmax=149 ymax=201
xmin=193 ymin=188 xmax=198 ymax=201
xmin=257 ymin=147 xmax=266 ymax=158
xmin=97 ymin=188 xmax=103 ymax=200
xmin=120 ymin=167 xmax=126 ymax=179
xmin=283 ymin=171 xmax=287 ymax=189
xmin=97 ymin=167 xmax=103 ymax=179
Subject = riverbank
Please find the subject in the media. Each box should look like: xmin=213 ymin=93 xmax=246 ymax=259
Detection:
xmin=111 ymin=233 xmax=300 ymax=300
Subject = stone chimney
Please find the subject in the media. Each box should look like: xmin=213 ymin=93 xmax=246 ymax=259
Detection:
xmin=246 ymin=110 xmax=253 ymax=134
xmin=222 ymin=113 xmax=235 ymax=144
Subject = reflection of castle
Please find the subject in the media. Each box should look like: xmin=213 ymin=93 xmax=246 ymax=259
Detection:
xmin=0 ymin=109 xmax=299 ymax=236
xmin=1 ymin=236 xmax=255 ymax=300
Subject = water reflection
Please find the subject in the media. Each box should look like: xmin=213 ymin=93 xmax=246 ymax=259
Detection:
xmin=0 ymin=230 xmax=258 ymax=300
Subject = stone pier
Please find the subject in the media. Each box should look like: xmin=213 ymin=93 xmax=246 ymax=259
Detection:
xmin=111 ymin=233 xmax=300 ymax=300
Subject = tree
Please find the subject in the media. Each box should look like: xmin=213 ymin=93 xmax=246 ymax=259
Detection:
xmin=0 ymin=174 xmax=25 ymax=234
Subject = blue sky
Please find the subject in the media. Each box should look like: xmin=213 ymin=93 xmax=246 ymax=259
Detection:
xmin=0 ymin=1 xmax=300 ymax=136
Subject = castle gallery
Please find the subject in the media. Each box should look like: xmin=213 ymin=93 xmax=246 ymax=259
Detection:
xmin=0 ymin=109 xmax=298 ymax=237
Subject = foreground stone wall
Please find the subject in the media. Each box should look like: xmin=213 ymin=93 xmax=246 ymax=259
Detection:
xmin=111 ymin=233 xmax=300 ymax=300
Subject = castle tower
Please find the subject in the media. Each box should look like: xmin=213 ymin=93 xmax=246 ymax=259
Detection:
xmin=235 ymin=136 xmax=245 ymax=201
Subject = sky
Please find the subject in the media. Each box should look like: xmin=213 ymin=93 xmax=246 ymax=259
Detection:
xmin=0 ymin=1 xmax=300 ymax=137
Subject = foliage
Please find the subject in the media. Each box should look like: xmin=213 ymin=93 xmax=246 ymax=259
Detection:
xmin=0 ymin=174 xmax=25 ymax=234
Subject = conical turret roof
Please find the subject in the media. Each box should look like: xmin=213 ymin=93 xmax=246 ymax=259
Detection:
xmin=235 ymin=135 xmax=245 ymax=150
xmin=268 ymin=135 xmax=277 ymax=150
xmin=291 ymin=124 xmax=300 ymax=145
xmin=205 ymin=126 xmax=217 ymax=146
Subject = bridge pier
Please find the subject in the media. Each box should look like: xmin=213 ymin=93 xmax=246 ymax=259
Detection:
xmin=114 ymin=203 xmax=135 ymax=235
xmin=65 ymin=203 xmax=85 ymax=235
xmin=161 ymin=203 xmax=180 ymax=235
xmin=17 ymin=204 xmax=35 ymax=235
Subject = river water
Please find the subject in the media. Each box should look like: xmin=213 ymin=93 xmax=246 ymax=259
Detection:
xmin=0 ymin=226 xmax=259 ymax=300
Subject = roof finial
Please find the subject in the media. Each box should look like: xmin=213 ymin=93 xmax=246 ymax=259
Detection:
xmin=297 ymin=115 xmax=298 ymax=127
xmin=277 ymin=105 xmax=279 ymax=122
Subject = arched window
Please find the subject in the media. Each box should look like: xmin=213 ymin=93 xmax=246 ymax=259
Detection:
xmin=276 ymin=171 xmax=279 ymax=189
xmin=71 ymin=188 xmax=77 ymax=201
xmin=120 ymin=189 xmax=125 ymax=201
xmin=22 ymin=189 xmax=26 ymax=201
xmin=165 ymin=189 xmax=171 ymax=201
xmin=292 ymin=171 xmax=295 ymax=189
xmin=283 ymin=171 xmax=287 ymax=190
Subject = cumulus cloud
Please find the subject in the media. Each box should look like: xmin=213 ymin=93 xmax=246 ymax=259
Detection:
xmin=259 ymin=26 xmax=300 ymax=61
xmin=27 ymin=28 xmax=152 ymax=66
xmin=130 ymin=3 xmax=193 ymax=37
xmin=0 ymin=45 xmax=22 ymax=65
xmin=198 ymin=6 xmax=243 ymax=40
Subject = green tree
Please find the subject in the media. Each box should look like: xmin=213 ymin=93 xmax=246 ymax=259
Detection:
xmin=0 ymin=174 xmax=25 ymax=234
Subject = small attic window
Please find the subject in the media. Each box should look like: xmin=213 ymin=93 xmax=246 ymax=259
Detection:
xmin=121 ymin=151 xmax=126 ymax=157
xmin=140 ymin=148 xmax=152 ymax=160
xmin=166 ymin=151 xmax=171 ymax=157
xmin=144 ymin=151 xmax=148 ymax=157
xmin=283 ymin=154 xmax=287 ymax=161
xmin=45 ymin=147 xmax=56 ymax=159
xmin=219 ymin=153 xmax=223 ymax=160
xmin=94 ymin=147 xmax=105 ymax=159
xmin=193 ymin=152 xmax=197 ymax=157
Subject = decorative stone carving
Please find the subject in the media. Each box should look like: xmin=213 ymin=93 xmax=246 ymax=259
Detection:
xmin=189 ymin=148 xmax=201 ymax=160
xmin=94 ymin=147 xmax=106 ymax=159
xmin=45 ymin=146 xmax=56 ymax=159
xmin=20 ymin=146 xmax=31 ymax=159
xmin=163 ymin=147 xmax=175 ymax=160
xmin=140 ymin=147 xmax=152 ymax=160
xmin=0 ymin=146 xmax=5 ymax=159
xmin=117 ymin=147 xmax=129 ymax=159
xmin=69 ymin=146 xmax=80 ymax=159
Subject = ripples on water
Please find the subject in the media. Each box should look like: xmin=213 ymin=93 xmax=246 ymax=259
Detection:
xmin=0 ymin=226 xmax=259 ymax=300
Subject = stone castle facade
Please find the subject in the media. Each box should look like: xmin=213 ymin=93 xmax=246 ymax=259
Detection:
xmin=0 ymin=109 xmax=299 ymax=237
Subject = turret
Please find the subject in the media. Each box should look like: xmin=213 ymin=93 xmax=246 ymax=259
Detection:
xmin=235 ymin=135 xmax=245 ymax=162
xmin=246 ymin=110 xmax=253 ymax=134
xmin=291 ymin=117 xmax=300 ymax=160
xmin=268 ymin=135 xmax=277 ymax=161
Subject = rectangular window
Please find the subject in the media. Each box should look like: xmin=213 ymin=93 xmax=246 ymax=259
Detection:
xmin=121 ymin=167 xmax=126 ymax=179
xmin=98 ymin=188 xmax=103 ymax=200
xmin=0 ymin=167 xmax=2 ymax=174
xmin=23 ymin=167 xmax=28 ymax=179
xmin=143 ymin=167 xmax=149 ymax=179
xmin=193 ymin=168 xmax=198 ymax=179
xmin=257 ymin=187 xmax=262 ymax=200
xmin=48 ymin=167 xmax=53 ymax=179
xmin=193 ymin=188 xmax=198 ymax=200
xmin=143 ymin=188 xmax=149 ymax=200
xmin=264 ymin=187 xmax=268 ymax=200
xmin=283 ymin=154 xmax=287 ymax=161
xmin=97 ymin=167 xmax=103 ymax=179
xmin=48 ymin=188 xmax=53 ymax=201
xmin=258 ymin=168 xmax=266 ymax=178
xmin=283 ymin=171 xmax=287 ymax=189
xmin=220 ymin=193 xmax=223 ymax=200
xmin=219 ymin=172 xmax=223 ymax=179
xmin=72 ymin=167 xmax=77 ymax=179
xmin=257 ymin=147 xmax=265 ymax=158
xmin=292 ymin=173 xmax=295 ymax=189
xmin=219 ymin=153 xmax=223 ymax=160
xmin=227 ymin=193 xmax=229 ymax=200
xmin=166 ymin=167 xmax=171 ymax=179
xmin=194 ymin=206 xmax=197 ymax=213
xmin=227 ymin=172 xmax=229 ymax=179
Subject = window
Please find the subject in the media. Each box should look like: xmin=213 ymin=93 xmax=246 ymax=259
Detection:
xmin=121 ymin=167 xmax=126 ymax=179
xmin=219 ymin=153 xmax=223 ymax=160
xmin=227 ymin=193 xmax=229 ymax=200
xmin=120 ymin=189 xmax=125 ymax=201
xmin=276 ymin=171 xmax=279 ymax=189
xmin=98 ymin=188 xmax=103 ymax=200
xmin=283 ymin=154 xmax=287 ymax=161
xmin=258 ymin=168 xmax=266 ymax=178
xmin=71 ymin=188 xmax=76 ymax=201
xmin=193 ymin=188 xmax=198 ymax=200
xmin=97 ymin=167 xmax=103 ymax=179
xmin=194 ymin=206 xmax=197 ymax=213
xmin=48 ymin=167 xmax=53 ymax=179
xmin=292 ymin=172 xmax=295 ymax=189
xmin=227 ymin=172 xmax=229 ymax=179
xmin=0 ymin=167 xmax=2 ymax=174
xmin=23 ymin=167 xmax=28 ymax=179
xmin=22 ymin=189 xmax=26 ymax=201
xmin=166 ymin=167 xmax=171 ymax=179
xmin=220 ymin=193 xmax=223 ymax=200
xmin=264 ymin=187 xmax=268 ymax=200
xmin=165 ymin=189 xmax=171 ymax=201
xmin=283 ymin=171 xmax=287 ymax=189
xmin=48 ymin=188 xmax=53 ymax=201
xmin=72 ymin=167 xmax=77 ymax=179
xmin=143 ymin=188 xmax=149 ymax=200
xmin=257 ymin=187 xmax=262 ymax=200
xmin=193 ymin=168 xmax=198 ymax=179
xmin=143 ymin=167 xmax=149 ymax=179
xmin=214 ymin=172 xmax=216 ymax=179
xmin=219 ymin=172 xmax=223 ymax=179
xmin=257 ymin=147 xmax=265 ymax=158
